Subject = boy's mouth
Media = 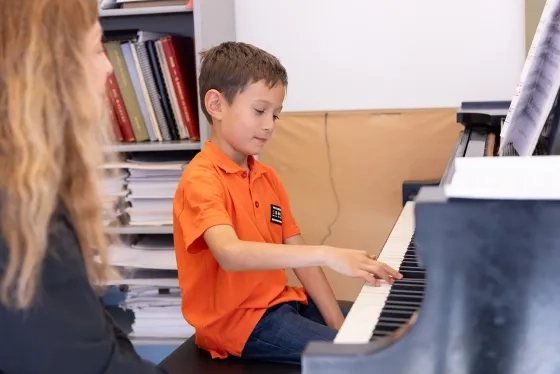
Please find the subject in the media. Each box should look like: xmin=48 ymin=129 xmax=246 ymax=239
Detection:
xmin=254 ymin=137 xmax=268 ymax=143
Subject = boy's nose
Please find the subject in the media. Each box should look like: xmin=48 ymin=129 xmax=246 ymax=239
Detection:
xmin=262 ymin=120 xmax=274 ymax=132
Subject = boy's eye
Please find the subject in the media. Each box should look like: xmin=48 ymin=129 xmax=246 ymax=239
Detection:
xmin=254 ymin=108 xmax=279 ymax=121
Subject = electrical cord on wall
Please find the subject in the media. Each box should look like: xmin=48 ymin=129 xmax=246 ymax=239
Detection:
xmin=319 ymin=112 xmax=341 ymax=245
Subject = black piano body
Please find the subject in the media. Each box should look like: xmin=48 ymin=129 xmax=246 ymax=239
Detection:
xmin=302 ymin=189 xmax=560 ymax=374
xmin=301 ymin=101 xmax=560 ymax=373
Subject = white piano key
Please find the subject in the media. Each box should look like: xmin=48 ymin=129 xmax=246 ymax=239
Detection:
xmin=334 ymin=201 xmax=415 ymax=344
xmin=334 ymin=282 xmax=392 ymax=344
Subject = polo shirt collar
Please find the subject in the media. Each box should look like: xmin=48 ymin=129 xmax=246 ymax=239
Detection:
xmin=202 ymin=141 xmax=266 ymax=175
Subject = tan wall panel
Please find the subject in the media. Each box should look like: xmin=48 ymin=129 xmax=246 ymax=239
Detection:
xmin=249 ymin=1 xmax=534 ymax=301
xmin=260 ymin=108 xmax=462 ymax=301
xmin=526 ymin=0 xmax=547 ymax=54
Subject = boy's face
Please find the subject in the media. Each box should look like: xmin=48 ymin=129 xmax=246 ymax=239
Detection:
xmin=220 ymin=80 xmax=285 ymax=156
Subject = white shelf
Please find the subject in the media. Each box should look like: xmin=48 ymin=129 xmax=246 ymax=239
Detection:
xmin=105 ymin=225 xmax=173 ymax=235
xmin=99 ymin=5 xmax=192 ymax=17
xmin=104 ymin=140 xmax=201 ymax=152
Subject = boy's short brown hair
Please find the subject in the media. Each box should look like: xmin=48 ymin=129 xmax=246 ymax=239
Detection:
xmin=198 ymin=41 xmax=288 ymax=124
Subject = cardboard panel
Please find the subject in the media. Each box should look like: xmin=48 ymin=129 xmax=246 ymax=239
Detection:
xmin=525 ymin=0 xmax=547 ymax=55
xmin=260 ymin=108 xmax=462 ymax=301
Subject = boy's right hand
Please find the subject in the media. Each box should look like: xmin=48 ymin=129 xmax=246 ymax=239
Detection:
xmin=323 ymin=247 xmax=402 ymax=286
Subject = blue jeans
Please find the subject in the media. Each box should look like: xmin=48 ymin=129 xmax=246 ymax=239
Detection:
xmin=241 ymin=298 xmax=350 ymax=365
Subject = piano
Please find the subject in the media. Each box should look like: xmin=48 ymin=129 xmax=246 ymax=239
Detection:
xmin=301 ymin=101 xmax=560 ymax=373
xmin=333 ymin=101 xmax=508 ymax=344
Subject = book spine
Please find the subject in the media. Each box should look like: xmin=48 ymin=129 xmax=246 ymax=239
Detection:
xmin=155 ymin=40 xmax=188 ymax=139
xmin=146 ymin=40 xmax=180 ymax=140
xmin=121 ymin=42 xmax=157 ymax=142
xmin=106 ymin=72 xmax=135 ymax=142
xmin=104 ymin=42 xmax=149 ymax=142
xmin=108 ymin=97 xmax=123 ymax=142
xmin=136 ymin=42 xmax=172 ymax=141
xmin=161 ymin=37 xmax=200 ymax=141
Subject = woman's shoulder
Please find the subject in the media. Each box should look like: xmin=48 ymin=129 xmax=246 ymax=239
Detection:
xmin=0 ymin=202 xmax=87 ymax=283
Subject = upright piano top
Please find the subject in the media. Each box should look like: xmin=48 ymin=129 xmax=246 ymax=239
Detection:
xmin=456 ymin=101 xmax=509 ymax=131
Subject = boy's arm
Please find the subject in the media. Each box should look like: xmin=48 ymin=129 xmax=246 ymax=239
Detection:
xmin=203 ymin=224 xmax=399 ymax=283
xmin=203 ymin=225 xmax=328 ymax=270
xmin=182 ymin=170 xmax=399 ymax=282
xmin=286 ymin=234 xmax=346 ymax=330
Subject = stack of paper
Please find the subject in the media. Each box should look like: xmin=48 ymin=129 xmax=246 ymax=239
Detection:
xmin=107 ymin=236 xmax=177 ymax=271
xmin=444 ymin=156 xmax=560 ymax=200
xmin=104 ymin=153 xmax=187 ymax=227
xmin=104 ymin=235 xmax=193 ymax=340
xmin=101 ymin=169 xmax=128 ymax=225
xmin=120 ymin=286 xmax=193 ymax=340
xmin=126 ymin=153 xmax=186 ymax=226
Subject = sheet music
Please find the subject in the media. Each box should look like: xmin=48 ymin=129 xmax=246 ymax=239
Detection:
xmin=444 ymin=156 xmax=560 ymax=199
xmin=499 ymin=0 xmax=560 ymax=156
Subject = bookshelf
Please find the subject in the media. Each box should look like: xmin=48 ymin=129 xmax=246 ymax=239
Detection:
xmin=98 ymin=1 xmax=236 ymax=359
xmin=104 ymin=139 xmax=201 ymax=153
xmin=99 ymin=1 xmax=235 ymax=234
xmin=100 ymin=1 xmax=235 ymax=147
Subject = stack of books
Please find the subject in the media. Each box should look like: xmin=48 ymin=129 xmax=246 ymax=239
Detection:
xmin=104 ymin=151 xmax=189 ymax=227
xmin=101 ymin=168 xmax=128 ymax=226
xmin=119 ymin=286 xmax=193 ymax=341
xmin=113 ymin=0 xmax=189 ymax=9
xmin=98 ymin=1 xmax=190 ymax=12
xmin=103 ymin=235 xmax=194 ymax=341
xmin=104 ymin=30 xmax=199 ymax=144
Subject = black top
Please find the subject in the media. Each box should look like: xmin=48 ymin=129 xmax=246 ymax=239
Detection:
xmin=0 ymin=204 xmax=167 ymax=374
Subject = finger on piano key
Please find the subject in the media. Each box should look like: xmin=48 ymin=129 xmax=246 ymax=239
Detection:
xmin=335 ymin=201 xmax=419 ymax=344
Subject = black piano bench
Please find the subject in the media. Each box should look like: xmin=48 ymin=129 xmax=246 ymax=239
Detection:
xmin=158 ymin=300 xmax=354 ymax=374
xmin=158 ymin=335 xmax=301 ymax=374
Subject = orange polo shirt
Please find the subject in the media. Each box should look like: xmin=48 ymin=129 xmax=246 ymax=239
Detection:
xmin=172 ymin=141 xmax=307 ymax=359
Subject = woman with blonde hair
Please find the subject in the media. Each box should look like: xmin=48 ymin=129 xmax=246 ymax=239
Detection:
xmin=0 ymin=0 xmax=167 ymax=372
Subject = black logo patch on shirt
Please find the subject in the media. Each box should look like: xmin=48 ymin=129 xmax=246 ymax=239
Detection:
xmin=270 ymin=204 xmax=282 ymax=225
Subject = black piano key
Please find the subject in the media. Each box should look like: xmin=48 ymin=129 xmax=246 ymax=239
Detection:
xmin=378 ymin=309 xmax=416 ymax=319
xmin=385 ymin=288 xmax=424 ymax=296
xmin=380 ymin=305 xmax=419 ymax=312
xmin=370 ymin=234 xmax=427 ymax=341
xmin=392 ymin=280 xmax=425 ymax=288
xmin=374 ymin=322 xmax=404 ymax=332
xmin=399 ymin=270 xmax=425 ymax=279
xmin=378 ymin=317 xmax=411 ymax=324
xmin=383 ymin=300 xmax=422 ymax=308
xmin=386 ymin=294 xmax=423 ymax=303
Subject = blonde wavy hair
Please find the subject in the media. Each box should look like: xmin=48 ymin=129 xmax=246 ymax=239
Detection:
xmin=0 ymin=0 xmax=119 ymax=309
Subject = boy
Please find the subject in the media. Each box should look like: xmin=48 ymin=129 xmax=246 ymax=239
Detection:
xmin=172 ymin=41 xmax=402 ymax=365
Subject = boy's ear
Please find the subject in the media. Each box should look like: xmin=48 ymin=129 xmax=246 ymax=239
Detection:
xmin=205 ymin=89 xmax=223 ymax=121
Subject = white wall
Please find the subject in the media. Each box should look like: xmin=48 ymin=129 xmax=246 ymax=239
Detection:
xmin=234 ymin=0 xmax=526 ymax=112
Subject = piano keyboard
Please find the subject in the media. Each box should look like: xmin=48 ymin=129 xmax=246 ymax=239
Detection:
xmin=334 ymin=201 xmax=424 ymax=344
